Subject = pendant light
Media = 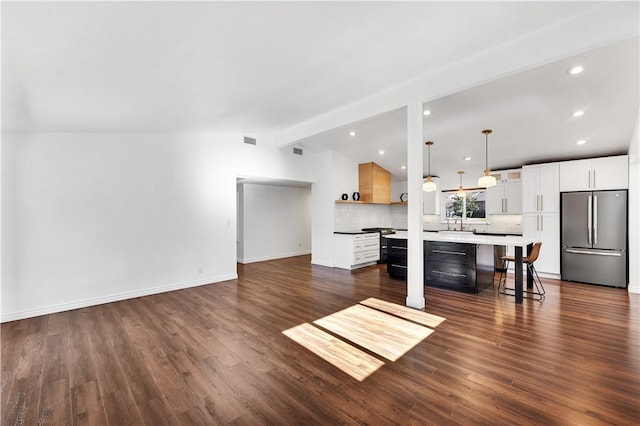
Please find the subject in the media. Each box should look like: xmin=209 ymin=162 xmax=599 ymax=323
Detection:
xmin=478 ymin=129 xmax=497 ymax=188
xmin=457 ymin=170 xmax=465 ymax=196
xmin=423 ymin=141 xmax=437 ymax=192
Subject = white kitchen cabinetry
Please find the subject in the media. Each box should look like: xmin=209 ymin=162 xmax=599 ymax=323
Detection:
xmin=522 ymin=163 xmax=560 ymax=275
xmin=486 ymin=169 xmax=522 ymax=215
xmin=334 ymin=233 xmax=380 ymax=269
xmin=523 ymin=213 xmax=560 ymax=274
xmin=522 ymin=163 xmax=560 ymax=213
xmin=559 ymin=155 xmax=628 ymax=191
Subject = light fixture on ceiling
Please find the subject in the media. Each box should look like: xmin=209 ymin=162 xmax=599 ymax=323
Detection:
xmin=568 ymin=65 xmax=584 ymax=75
xmin=423 ymin=141 xmax=437 ymax=192
xmin=349 ymin=130 xmax=357 ymax=136
xmin=572 ymin=110 xmax=585 ymax=117
xmin=423 ymin=109 xmax=431 ymax=116
xmin=463 ymin=156 xmax=472 ymax=161
xmin=457 ymin=170 xmax=465 ymax=196
xmin=576 ymin=139 xmax=587 ymax=145
xmin=379 ymin=150 xmax=385 ymax=155
xmin=478 ymin=129 xmax=497 ymax=188
xmin=401 ymin=165 xmax=406 ymax=170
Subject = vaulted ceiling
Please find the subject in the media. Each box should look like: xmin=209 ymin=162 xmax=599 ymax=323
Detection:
xmin=2 ymin=1 xmax=639 ymax=180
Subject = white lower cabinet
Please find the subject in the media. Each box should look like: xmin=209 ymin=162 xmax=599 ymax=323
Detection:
xmin=334 ymin=233 xmax=380 ymax=269
xmin=523 ymin=213 xmax=560 ymax=275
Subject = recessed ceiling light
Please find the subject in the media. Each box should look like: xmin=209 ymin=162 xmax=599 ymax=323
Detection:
xmin=401 ymin=166 xmax=406 ymax=170
xmin=423 ymin=109 xmax=431 ymax=116
xmin=572 ymin=110 xmax=585 ymax=117
xmin=349 ymin=130 xmax=356 ymax=136
xmin=576 ymin=139 xmax=587 ymax=145
xmin=379 ymin=150 xmax=385 ymax=155
xmin=568 ymin=65 xmax=584 ymax=75
xmin=463 ymin=156 xmax=472 ymax=161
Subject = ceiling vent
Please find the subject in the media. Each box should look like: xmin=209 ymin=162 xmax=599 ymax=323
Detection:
xmin=293 ymin=147 xmax=303 ymax=155
xmin=243 ymin=136 xmax=256 ymax=145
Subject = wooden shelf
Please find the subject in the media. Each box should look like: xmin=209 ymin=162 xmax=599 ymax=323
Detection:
xmin=335 ymin=200 xmax=391 ymax=205
xmin=390 ymin=201 xmax=408 ymax=205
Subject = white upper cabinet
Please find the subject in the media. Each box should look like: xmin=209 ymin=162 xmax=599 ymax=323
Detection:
xmin=485 ymin=169 xmax=522 ymax=215
xmin=559 ymin=155 xmax=628 ymax=191
xmin=522 ymin=163 xmax=559 ymax=214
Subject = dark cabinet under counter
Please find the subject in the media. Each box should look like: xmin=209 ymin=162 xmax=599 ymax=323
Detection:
xmin=387 ymin=238 xmax=408 ymax=279
xmin=425 ymin=241 xmax=494 ymax=294
xmin=387 ymin=239 xmax=494 ymax=294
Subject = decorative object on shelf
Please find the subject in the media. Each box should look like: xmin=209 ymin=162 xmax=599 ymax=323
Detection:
xmin=478 ymin=129 xmax=497 ymax=188
xmin=457 ymin=170 xmax=465 ymax=196
xmin=352 ymin=191 xmax=360 ymax=201
xmin=341 ymin=193 xmax=348 ymax=200
xmin=400 ymin=193 xmax=408 ymax=202
xmin=423 ymin=141 xmax=437 ymax=192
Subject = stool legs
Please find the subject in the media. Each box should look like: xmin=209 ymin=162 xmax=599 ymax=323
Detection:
xmin=498 ymin=261 xmax=545 ymax=301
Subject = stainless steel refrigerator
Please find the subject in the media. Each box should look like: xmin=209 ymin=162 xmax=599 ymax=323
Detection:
xmin=561 ymin=190 xmax=628 ymax=288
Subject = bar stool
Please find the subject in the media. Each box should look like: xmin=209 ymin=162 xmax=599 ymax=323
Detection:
xmin=497 ymin=241 xmax=545 ymax=301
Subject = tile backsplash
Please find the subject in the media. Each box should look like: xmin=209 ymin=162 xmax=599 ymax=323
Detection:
xmin=334 ymin=203 xmax=394 ymax=231
xmin=335 ymin=204 xmax=522 ymax=234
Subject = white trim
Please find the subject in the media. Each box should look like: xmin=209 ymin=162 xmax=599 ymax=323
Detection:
xmin=0 ymin=273 xmax=237 ymax=323
xmin=238 ymin=250 xmax=311 ymax=264
xmin=629 ymin=286 xmax=640 ymax=294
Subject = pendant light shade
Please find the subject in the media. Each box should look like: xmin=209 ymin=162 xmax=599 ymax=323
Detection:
xmin=457 ymin=170 xmax=465 ymax=196
xmin=423 ymin=141 xmax=437 ymax=192
xmin=478 ymin=129 xmax=497 ymax=188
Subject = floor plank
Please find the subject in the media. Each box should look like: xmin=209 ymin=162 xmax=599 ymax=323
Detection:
xmin=1 ymin=256 xmax=639 ymax=425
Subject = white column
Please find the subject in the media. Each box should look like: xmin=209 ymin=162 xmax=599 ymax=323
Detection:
xmin=406 ymin=101 xmax=425 ymax=309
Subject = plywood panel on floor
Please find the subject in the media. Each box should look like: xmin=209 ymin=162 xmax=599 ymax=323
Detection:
xmin=359 ymin=297 xmax=446 ymax=328
xmin=282 ymin=323 xmax=384 ymax=381
xmin=314 ymin=304 xmax=434 ymax=361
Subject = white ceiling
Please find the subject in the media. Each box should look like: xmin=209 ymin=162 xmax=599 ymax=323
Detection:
xmin=296 ymin=37 xmax=640 ymax=180
xmin=2 ymin=1 xmax=639 ymax=182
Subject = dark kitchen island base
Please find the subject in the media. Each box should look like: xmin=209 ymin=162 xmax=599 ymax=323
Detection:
xmin=387 ymin=240 xmax=495 ymax=294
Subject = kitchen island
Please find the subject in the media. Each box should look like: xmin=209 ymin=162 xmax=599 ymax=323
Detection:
xmin=386 ymin=231 xmax=535 ymax=303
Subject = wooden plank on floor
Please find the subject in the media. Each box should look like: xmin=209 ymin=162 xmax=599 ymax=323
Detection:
xmin=314 ymin=304 xmax=434 ymax=362
xmin=282 ymin=323 xmax=384 ymax=381
xmin=359 ymin=297 xmax=446 ymax=329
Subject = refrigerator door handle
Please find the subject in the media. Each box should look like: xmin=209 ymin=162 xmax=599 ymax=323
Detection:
xmin=565 ymin=249 xmax=622 ymax=257
xmin=594 ymin=195 xmax=598 ymax=245
xmin=587 ymin=196 xmax=591 ymax=244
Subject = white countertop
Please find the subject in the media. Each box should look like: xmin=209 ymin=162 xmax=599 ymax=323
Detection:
xmin=387 ymin=230 xmax=534 ymax=247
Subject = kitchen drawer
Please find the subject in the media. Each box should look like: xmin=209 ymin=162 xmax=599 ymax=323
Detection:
xmin=354 ymin=232 xmax=379 ymax=242
xmin=355 ymin=240 xmax=379 ymax=253
xmin=356 ymin=249 xmax=380 ymax=264
xmin=426 ymin=242 xmax=475 ymax=266
xmin=387 ymin=239 xmax=407 ymax=250
xmin=388 ymin=263 xmax=407 ymax=280
xmin=425 ymin=261 xmax=476 ymax=288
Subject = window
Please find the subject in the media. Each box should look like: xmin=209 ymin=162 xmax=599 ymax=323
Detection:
xmin=443 ymin=190 xmax=486 ymax=220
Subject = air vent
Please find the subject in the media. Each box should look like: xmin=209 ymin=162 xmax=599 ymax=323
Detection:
xmin=293 ymin=147 xmax=303 ymax=155
xmin=243 ymin=136 xmax=256 ymax=145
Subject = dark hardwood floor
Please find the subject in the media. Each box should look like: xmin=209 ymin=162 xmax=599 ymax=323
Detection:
xmin=2 ymin=255 xmax=639 ymax=425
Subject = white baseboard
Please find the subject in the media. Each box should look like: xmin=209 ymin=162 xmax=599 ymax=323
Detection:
xmin=239 ymin=250 xmax=311 ymax=264
xmin=628 ymin=284 xmax=640 ymax=294
xmin=1 ymin=273 xmax=238 ymax=323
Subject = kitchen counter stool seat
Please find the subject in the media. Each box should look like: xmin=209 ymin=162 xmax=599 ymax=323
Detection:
xmin=497 ymin=241 xmax=545 ymax=301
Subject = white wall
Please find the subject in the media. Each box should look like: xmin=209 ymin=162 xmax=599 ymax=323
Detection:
xmin=238 ymin=183 xmax=311 ymax=263
xmin=1 ymin=132 xmax=321 ymax=321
